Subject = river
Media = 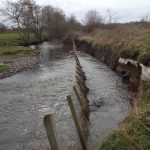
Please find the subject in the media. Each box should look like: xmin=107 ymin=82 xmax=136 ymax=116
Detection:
xmin=0 ymin=42 xmax=131 ymax=150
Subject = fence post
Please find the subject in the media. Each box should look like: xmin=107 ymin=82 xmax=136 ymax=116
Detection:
xmin=43 ymin=114 xmax=62 ymax=150
xmin=67 ymin=96 xmax=87 ymax=150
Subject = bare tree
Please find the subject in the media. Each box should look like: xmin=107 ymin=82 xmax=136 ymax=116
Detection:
xmin=42 ymin=5 xmax=67 ymax=39
xmin=0 ymin=0 xmax=80 ymax=41
xmin=0 ymin=0 xmax=24 ymax=31
xmin=21 ymin=0 xmax=43 ymax=43
xmin=84 ymin=10 xmax=103 ymax=32
xmin=32 ymin=6 xmax=44 ymax=40
xmin=140 ymin=13 xmax=150 ymax=23
xmin=0 ymin=23 xmax=8 ymax=33
xmin=105 ymin=8 xmax=119 ymax=24
xmin=66 ymin=15 xmax=82 ymax=37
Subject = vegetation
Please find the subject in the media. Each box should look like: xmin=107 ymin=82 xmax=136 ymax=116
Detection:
xmin=0 ymin=1 xmax=149 ymax=149
xmin=83 ymin=10 xmax=104 ymax=32
xmin=0 ymin=33 xmax=20 ymax=46
xmin=0 ymin=46 xmax=37 ymax=55
xmin=80 ymin=23 xmax=150 ymax=149
xmin=0 ymin=0 xmax=82 ymax=43
xmin=100 ymin=81 xmax=150 ymax=150
xmin=0 ymin=64 xmax=9 ymax=72
xmin=80 ymin=23 xmax=150 ymax=65
xmin=0 ymin=23 xmax=8 ymax=33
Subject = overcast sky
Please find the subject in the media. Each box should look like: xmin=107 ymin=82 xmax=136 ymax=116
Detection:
xmin=1 ymin=0 xmax=150 ymax=23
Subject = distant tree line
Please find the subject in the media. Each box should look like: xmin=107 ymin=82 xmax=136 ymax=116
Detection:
xmin=0 ymin=23 xmax=8 ymax=33
xmin=0 ymin=0 xmax=82 ymax=43
xmin=1 ymin=0 xmax=149 ymax=40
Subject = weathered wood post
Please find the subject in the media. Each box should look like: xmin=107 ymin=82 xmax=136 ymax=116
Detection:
xmin=43 ymin=114 xmax=62 ymax=150
xmin=72 ymin=39 xmax=90 ymax=120
xmin=67 ymin=96 xmax=87 ymax=150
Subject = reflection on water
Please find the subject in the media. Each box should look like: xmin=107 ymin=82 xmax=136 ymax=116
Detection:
xmin=0 ymin=42 xmax=131 ymax=150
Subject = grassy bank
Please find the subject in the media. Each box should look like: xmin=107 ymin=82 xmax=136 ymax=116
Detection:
xmin=0 ymin=32 xmax=39 ymax=56
xmin=0 ymin=33 xmax=20 ymax=46
xmin=80 ymin=24 xmax=150 ymax=66
xmin=78 ymin=23 xmax=150 ymax=149
xmin=0 ymin=42 xmax=38 ymax=78
xmin=0 ymin=46 xmax=37 ymax=55
xmin=0 ymin=32 xmax=40 ymax=46
xmin=100 ymin=81 xmax=150 ymax=150
xmin=0 ymin=32 xmax=40 ymax=79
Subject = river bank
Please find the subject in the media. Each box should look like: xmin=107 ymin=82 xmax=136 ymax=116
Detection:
xmin=69 ymin=24 xmax=150 ymax=149
xmin=0 ymin=46 xmax=39 ymax=79
xmin=0 ymin=32 xmax=48 ymax=79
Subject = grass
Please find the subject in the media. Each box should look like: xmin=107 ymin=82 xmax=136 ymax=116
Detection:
xmin=0 ymin=32 xmax=20 ymax=46
xmin=0 ymin=46 xmax=37 ymax=55
xmin=0 ymin=32 xmax=38 ymax=46
xmin=0 ymin=64 xmax=9 ymax=73
xmin=99 ymin=81 xmax=150 ymax=150
xmin=80 ymin=24 xmax=150 ymax=65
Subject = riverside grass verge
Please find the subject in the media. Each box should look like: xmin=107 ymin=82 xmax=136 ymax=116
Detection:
xmin=0 ymin=46 xmax=37 ymax=55
xmin=99 ymin=81 xmax=150 ymax=150
xmin=0 ymin=32 xmax=39 ymax=46
xmin=80 ymin=23 xmax=150 ymax=66
xmin=0 ymin=45 xmax=38 ymax=78
xmin=0 ymin=33 xmax=20 ymax=46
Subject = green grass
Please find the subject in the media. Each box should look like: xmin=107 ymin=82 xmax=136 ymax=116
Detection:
xmin=0 ymin=46 xmax=37 ymax=55
xmin=99 ymin=81 xmax=150 ymax=150
xmin=0 ymin=64 xmax=9 ymax=73
xmin=0 ymin=33 xmax=20 ymax=46
xmin=0 ymin=32 xmax=38 ymax=46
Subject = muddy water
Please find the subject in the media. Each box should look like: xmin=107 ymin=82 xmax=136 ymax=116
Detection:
xmin=0 ymin=42 xmax=131 ymax=150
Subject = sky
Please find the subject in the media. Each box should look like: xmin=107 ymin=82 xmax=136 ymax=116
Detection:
xmin=1 ymin=0 xmax=150 ymax=23
xmin=36 ymin=0 xmax=150 ymax=22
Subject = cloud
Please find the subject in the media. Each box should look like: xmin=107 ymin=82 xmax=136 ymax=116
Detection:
xmin=1 ymin=0 xmax=150 ymax=22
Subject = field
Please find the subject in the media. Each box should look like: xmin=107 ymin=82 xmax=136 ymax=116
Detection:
xmin=0 ymin=33 xmax=20 ymax=46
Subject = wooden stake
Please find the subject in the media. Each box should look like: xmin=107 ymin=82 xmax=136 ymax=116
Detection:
xmin=67 ymin=96 xmax=87 ymax=150
xmin=43 ymin=115 xmax=62 ymax=150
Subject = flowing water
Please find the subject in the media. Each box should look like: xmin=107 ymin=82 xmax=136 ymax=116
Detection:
xmin=0 ymin=42 xmax=131 ymax=150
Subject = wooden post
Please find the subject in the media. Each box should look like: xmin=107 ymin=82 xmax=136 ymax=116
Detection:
xmin=76 ymin=65 xmax=85 ymax=75
xmin=76 ymin=76 xmax=89 ymax=92
xmin=76 ymin=70 xmax=86 ymax=80
xmin=73 ymin=86 xmax=89 ymax=120
xmin=43 ymin=115 xmax=62 ymax=150
xmin=76 ymin=75 xmax=85 ymax=84
xmin=73 ymin=86 xmax=84 ymax=108
xmin=67 ymin=96 xmax=87 ymax=150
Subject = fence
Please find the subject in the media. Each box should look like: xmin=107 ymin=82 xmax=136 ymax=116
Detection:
xmin=43 ymin=39 xmax=90 ymax=150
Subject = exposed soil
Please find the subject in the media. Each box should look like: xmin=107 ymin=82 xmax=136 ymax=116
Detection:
xmin=73 ymin=39 xmax=142 ymax=92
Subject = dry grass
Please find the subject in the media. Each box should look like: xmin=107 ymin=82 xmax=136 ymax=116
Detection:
xmin=80 ymin=23 xmax=150 ymax=65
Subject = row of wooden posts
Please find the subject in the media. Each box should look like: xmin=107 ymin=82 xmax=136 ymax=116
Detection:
xmin=43 ymin=40 xmax=89 ymax=150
